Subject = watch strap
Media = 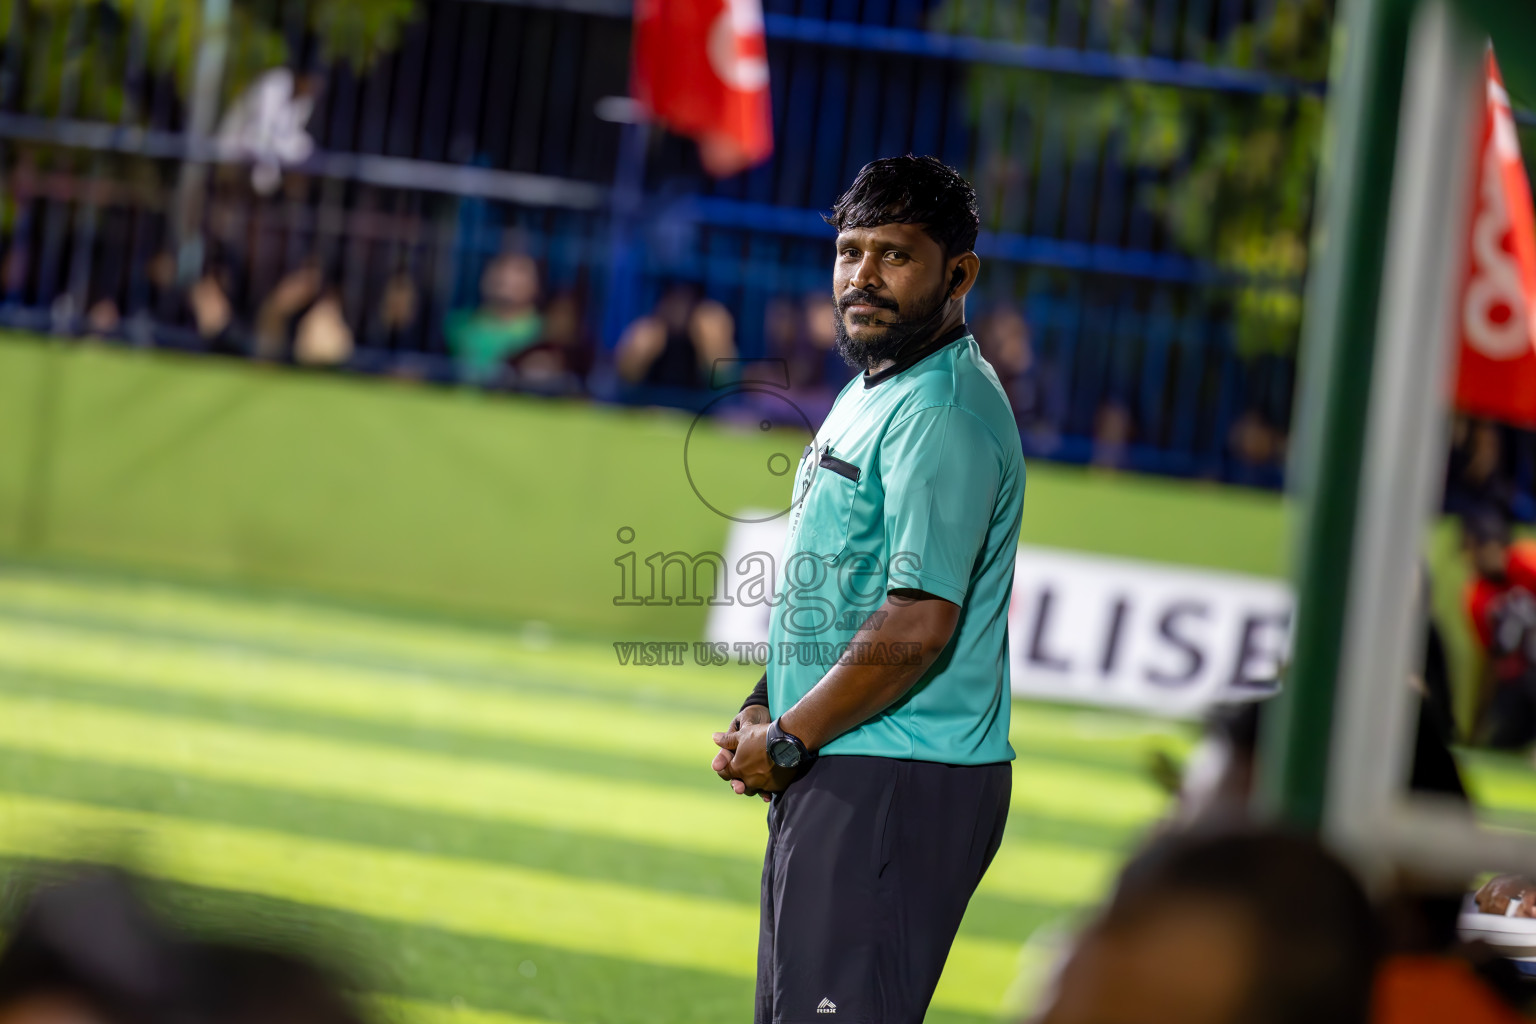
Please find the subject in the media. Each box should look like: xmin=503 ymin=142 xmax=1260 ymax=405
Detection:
xmin=768 ymin=718 xmax=813 ymax=769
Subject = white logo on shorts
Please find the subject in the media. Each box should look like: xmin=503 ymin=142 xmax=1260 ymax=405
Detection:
xmin=817 ymin=997 xmax=837 ymax=1014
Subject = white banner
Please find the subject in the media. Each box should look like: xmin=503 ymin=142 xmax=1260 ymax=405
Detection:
xmin=1007 ymin=545 xmax=1290 ymax=715
xmin=703 ymin=520 xmax=1291 ymax=716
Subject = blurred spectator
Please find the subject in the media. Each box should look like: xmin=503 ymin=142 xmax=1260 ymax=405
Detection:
xmin=1154 ymin=698 xmax=1520 ymax=1020
xmin=141 ymin=253 xmax=240 ymax=355
xmin=444 ymin=253 xmax=543 ymax=387
xmin=1461 ymin=506 xmax=1536 ymax=747
xmin=786 ymin=293 xmax=843 ymax=390
xmin=293 ymin=287 xmax=354 ymax=368
xmin=1445 ymin=418 xmax=1515 ymax=520
xmin=255 ymin=262 xmax=325 ymax=361
xmin=189 ymin=267 xmax=238 ymax=355
xmin=146 ymin=253 xmax=181 ymax=330
xmin=217 ymin=68 xmax=320 ymax=196
xmin=1167 ymin=695 xmax=1466 ymax=833
xmin=509 ymin=289 xmax=593 ymax=394
xmin=1028 ymin=828 xmax=1379 ymax=1024
xmin=1228 ymin=408 xmax=1287 ymax=474
xmin=761 ymin=293 xmax=844 ymax=423
xmin=976 ymin=306 xmax=1030 ymax=406
xmin=763 ymin=296 xmax=798 ymax=365
xmin=978 ymin=304 xmax=1060 ymax=452
xmin=615 ymin=285 xmax=735 ymax=392
xmin=373 ymin=271 xmax=421 ymax=350
xmin=1091 ymin=401 xmax=1134 ymax=470
xmin=85 ymin=299 xmax=122 ymax=338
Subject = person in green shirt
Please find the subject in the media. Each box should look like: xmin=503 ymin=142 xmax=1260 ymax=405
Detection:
xmin=444 ymin=253 xmax=543 ymax=386
xmin=712 ymin=156 xmax=1026 ymax=1024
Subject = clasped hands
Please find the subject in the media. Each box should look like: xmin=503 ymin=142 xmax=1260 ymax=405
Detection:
xmin=712 ymin=704 xmax=796 ymax=800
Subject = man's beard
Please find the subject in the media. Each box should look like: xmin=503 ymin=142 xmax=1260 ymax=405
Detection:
xmin=832 ymin=282 xmax=949 ymax=371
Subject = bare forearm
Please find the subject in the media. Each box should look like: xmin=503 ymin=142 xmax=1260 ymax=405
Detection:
xmin=778 ymin=654 xmax=930 ymax=751
xmin=778 ymin=592 xmax=957 ymax=751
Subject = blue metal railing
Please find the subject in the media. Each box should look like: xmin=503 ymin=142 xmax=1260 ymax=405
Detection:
xmin=0 ymin=0 xmax=1327 ymax=488
xmin=759 ymin=14 xmax=1326 ymax=95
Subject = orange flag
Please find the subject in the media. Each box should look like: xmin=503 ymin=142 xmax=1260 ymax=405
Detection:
xmin=631 ymin=0 xmax=773 ymax=177
xmin=1455 ymin=54 xmax=1536 ymax=427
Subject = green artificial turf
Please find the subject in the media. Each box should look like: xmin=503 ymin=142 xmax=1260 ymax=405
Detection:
xmin=1 ymin=563 xmax=1533 ymax=1023
xmin=0 ymin=564 xmax=1193 ymax=1024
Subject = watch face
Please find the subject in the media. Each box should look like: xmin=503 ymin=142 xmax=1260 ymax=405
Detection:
xmin=769 ymin=738 xmax=802 ymax=769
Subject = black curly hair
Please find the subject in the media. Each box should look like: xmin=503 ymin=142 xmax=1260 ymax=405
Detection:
xmin=825 ymin=155 xmax=979 ymax=258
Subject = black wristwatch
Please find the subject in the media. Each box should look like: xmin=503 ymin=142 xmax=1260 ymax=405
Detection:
xmin=767 ymin=718 xmax=813 ymax=770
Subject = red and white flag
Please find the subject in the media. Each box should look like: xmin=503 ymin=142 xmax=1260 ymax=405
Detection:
xmin=1455 ymin=54 xmax=1536 ymax=427
xmin=631 ymin=0 xmax=773 ymax=177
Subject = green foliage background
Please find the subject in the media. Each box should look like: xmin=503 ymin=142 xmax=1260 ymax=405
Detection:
xmin=938 ymin=0 xmax=1335 ymax=357
xmin=0 ymin=0 xmax=418 ymax=123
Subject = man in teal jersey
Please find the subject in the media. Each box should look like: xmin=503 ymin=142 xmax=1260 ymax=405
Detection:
xmin=712 ymin=156 xmax=1025 ymax=1024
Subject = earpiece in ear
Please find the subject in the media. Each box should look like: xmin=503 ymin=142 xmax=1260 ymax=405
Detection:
xmin=947 ymin=266 xmax=964 ymax=297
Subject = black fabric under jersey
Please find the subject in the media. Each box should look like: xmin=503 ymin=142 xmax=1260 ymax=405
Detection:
xmin=742 ymin=673 xmax=769 ymax=713
xmin=755 ymin=755 xmax=1010 ymax=1024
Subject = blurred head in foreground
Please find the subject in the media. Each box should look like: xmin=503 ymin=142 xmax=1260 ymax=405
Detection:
xmin=0 ymin=868 xmax=366 ymax=1024
xmin=0 ymin=869 xmax=176 ymax=1024
xmin=1030 ymin=829 xmax=1379 ymax=1024
xmin=1167 ymin=697 xmax=1467 ymax=956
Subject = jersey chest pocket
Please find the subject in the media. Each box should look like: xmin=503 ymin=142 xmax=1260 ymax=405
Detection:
xmin=797 ymin=453 xmax=861 ymax=564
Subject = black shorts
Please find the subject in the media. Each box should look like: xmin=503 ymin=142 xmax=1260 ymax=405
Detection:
xmin=755 ymin=755 xmax=1012 ymax=1024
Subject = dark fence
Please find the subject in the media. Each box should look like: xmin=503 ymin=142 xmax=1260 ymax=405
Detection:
xmin=0 ymin=0 xmax=1330 ymax=488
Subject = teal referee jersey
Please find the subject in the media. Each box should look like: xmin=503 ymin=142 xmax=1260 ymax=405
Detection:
xmin=767 ymin=323 xmax=1026 ymax=765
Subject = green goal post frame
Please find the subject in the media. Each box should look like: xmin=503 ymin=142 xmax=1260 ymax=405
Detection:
xmin=1259 ymin=0 xmax=1536 ymax=879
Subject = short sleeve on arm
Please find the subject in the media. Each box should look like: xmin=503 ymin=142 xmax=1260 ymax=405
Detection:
xmin=879 ymin=404 xmax=1001 ymax=606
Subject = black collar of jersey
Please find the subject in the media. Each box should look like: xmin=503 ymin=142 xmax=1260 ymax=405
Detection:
xmin=862 ymin=322 xmax=970 ymax=389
